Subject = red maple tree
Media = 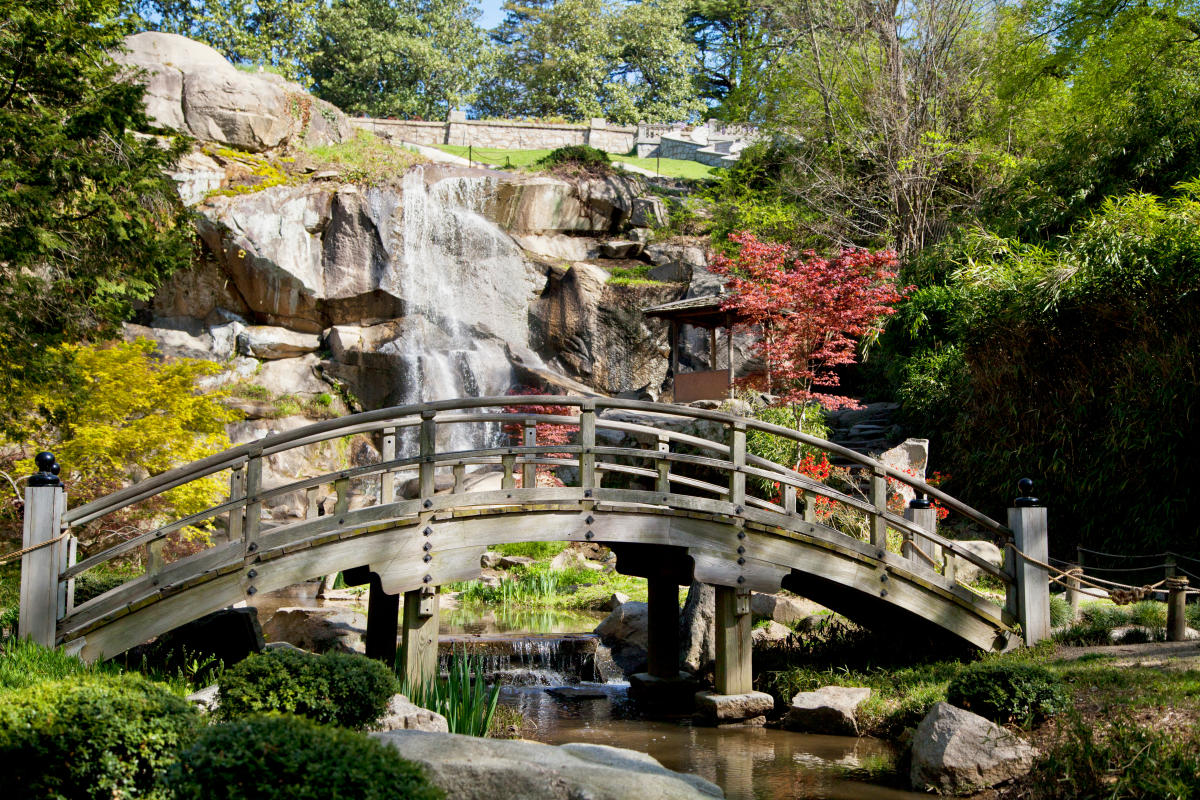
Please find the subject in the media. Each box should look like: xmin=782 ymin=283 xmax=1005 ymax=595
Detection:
xmin=710 ymin=231 xmax=908 ymax=410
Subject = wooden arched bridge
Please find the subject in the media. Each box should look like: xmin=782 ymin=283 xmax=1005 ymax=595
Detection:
xmin=18 ymin=397 xmax=1050 ymax=699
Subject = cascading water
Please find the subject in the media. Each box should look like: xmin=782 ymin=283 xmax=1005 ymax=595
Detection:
xmin=386 ymin=166 xmax=540 ymax=453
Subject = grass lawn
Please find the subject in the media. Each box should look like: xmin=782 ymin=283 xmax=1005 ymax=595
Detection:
xmin=434 ymin=145 xmax=718 ymax=180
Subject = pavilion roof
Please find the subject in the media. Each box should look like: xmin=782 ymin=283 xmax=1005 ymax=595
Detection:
xmin=642 ymin=294 xmax=737 ymax=328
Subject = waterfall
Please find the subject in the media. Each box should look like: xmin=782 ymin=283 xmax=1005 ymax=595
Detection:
xmin=385 ymin=167 xmax=538 ymax=453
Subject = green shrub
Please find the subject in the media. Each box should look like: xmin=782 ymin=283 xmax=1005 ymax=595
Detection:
xmin=0 ymin=674 xmax=198 ymax=800
xmin=165 ymin=715 xmax=443 ymax=800
xmin=218 ymin=648 xmax=395 ymax=729
xmin=1049 ymin=594 xmax=1072 ymax=628
xmin=946 ymin=660 xmax=1068 ymax=726
xmin=536 ymin=145 xmax=611 ymax=172
xmin=1028 ymin=716 xmax=1200 ymax=799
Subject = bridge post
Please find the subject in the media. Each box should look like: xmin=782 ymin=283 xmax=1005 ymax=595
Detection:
xmin=399 ymin=587 xmax=440 ymax=686
xmin=713 ymin=585 xmax=752 ymax=694
xmin=646 ymin=575 xmax=681 ymax=679
xmin=1008 ymin=479 xmax=1050 ymax=646
xmin=365 ymin=573 xmax=400 ymax=664
xmin=19 ymin=453 xmax=65 ymax=647
xmin=1166 ymin=577 xmax=1189 ymax=642
xmin=903 ymin=493 xmax=938 ymax=567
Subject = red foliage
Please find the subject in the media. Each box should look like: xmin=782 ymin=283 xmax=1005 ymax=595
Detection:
xmin=710 ymin=232 xmax=909 ymax=410
xmin=501 ymin=387 xmax=578 ymax=487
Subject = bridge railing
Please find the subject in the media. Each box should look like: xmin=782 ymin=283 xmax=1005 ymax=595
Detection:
xmin=24 ymin=397 xmax=1025 ymax=644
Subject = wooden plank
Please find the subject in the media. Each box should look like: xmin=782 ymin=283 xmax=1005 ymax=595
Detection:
xmin=655 ymin=435 xmax=670 ymax=494
xmin=714 ymin=586 xmax=752 ymax=694
xmin=244 ymin=453 xmax=263 ymax=552
xmin=579 ymin=401 xmax=596 ymax=491
xmin=418 ymin=412 xmax=436 ymax=499
xmin=228 ymin=466 xmax=245 ymax=542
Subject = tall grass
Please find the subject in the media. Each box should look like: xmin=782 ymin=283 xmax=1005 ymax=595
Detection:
xmin=456 ymin=563 xmax=595 ymax=605
xmin=398 ymin=651 xmax=500 ymax=737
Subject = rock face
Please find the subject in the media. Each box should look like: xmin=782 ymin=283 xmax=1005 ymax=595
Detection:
xmin=532 ymin=263 xmax=681 ymax=395
xmin=260 ymin=607 xmax=366 ymax=653
xmin=115 ymin=32 xmax=350 ymax=152
xmin=679 ymin=581 xmax=716 ymax=674
xmin=372 ymin=731 xmax=724 ymax=799
xmin=910 ymin=702 xmax=1038 ymax=795
xmin=373 ymin=694 xmax=449 ymax=733
xmin=784 ymin=686 xmax=871 ymax=736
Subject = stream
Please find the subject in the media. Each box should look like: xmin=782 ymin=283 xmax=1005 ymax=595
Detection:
xmin=252 ymin=587 xmax=923 ymax=799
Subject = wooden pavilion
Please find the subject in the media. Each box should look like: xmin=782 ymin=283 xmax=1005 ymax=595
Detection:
xmin=643 ymin=295 xmax=740 ymax=403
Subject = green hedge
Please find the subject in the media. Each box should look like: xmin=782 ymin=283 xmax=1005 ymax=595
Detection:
xmin=165 ymin=715 xmax=443 ymax=800
xmin=0 ymin=674 xmax=198 ymax=800
xmin=947 ymin=661 xmax=1068 ymax=726
xmin=218 ymin=647 xmax=395 ymax=729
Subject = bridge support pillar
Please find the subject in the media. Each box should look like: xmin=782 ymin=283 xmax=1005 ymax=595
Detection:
xmin=714 ymin=585 xmax=752 ymax=694
xmin=646 ymin=575 xmax=680 ymax=679
xmin=365 ymin=574 xmax=400 ymax=664
xmin=399 ymin=587 xmax=440 ymax=686
xmin=1009 ymin=480 xmax=1049 ymax=646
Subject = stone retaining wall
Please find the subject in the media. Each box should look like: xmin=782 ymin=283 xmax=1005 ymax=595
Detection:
xmin=351 ymin=115 xmax=637 ymax=153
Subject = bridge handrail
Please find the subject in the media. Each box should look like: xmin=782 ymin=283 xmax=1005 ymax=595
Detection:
xmin=59 ymin=397 xmax=1012 ymax=580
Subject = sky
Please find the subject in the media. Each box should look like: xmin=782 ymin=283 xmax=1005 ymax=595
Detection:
xmin=477 ymin=0 xmax=507 ymax=29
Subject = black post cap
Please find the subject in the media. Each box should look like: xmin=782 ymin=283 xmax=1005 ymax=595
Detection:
xmin=29 ymin=451 xmax=62 ymax=487
xmin=908 ymin=491 xmax=932 ymax=510
xmin=1014 ymin=478 xmax=1040 ymax=508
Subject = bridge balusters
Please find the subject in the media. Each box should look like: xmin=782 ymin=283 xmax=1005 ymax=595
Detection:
xmin=418 ymin=411 xmax=436 ymax=498
xmin=521 ymin=418 xmax=536 ymax=489
xmin=227 ymin=464 xmax=245 ymax=543
xmin=144 ymin=538 xmax=164 ymax=582
xmin=655 ymin=435 xmax=670 ymax=494
xmin=333 ymin=478 xmax=350 ymax=516
xmin=452 ymin=463 xmax=466 ymax=494
xmin=869 ymin=466 xmax=888 ymax=551
xmin=501 ymin=455 xmax=516 ymax=490
xmin=380 ymin=426 xmax=396 ymax=504
xmin=801 ymin=490 xmax=817 ymax=523
xmin=579 ymin=401 xmax=596 ymax=492
xmin=243 ymin=451 xmax=263 ymax=552
xmin=727 ymin=422 xmax=746 ymax=506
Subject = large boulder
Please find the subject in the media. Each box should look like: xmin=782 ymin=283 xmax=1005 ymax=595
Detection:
xmin=373 ymin=694 xmax=449 ymax=733
xmin=594 ymin=600 xmax=649 ymax=674
xmin=952 ymin=540 xmax=1005 ymax=585
xmin=784 ymin=686 xmax=871 ymax=736
xmin=237 ymin=325 xmax=321 ymax=359
xmin=114 ymin=32 xmax=350 ymax=152
xmin=910 ymin=702 xmax=1038 ymax=795
xmin=372 ymin=731 xmax=723 ymax=799
xmin=260 ymin=607 xmax=366 ymax=653
xmin=750 ymin=592 xmax=824 ymax=626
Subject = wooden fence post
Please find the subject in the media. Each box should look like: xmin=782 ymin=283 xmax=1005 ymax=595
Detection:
xmin=1166 ymin=577 xmax=1189 ymax=642
xmin=19 ymin=452 xmax=65 ymax=647
xmin=869 ymin=466 xmax=888 ymax=551
xmin=1008 ymin=479 xmax=1050 ymax=646
xmin=903 ymin=493 xmax=937 ymax=566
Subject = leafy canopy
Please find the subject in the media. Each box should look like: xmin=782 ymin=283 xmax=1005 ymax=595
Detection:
xmin=0 ymin=0 xmax=193 ymax=432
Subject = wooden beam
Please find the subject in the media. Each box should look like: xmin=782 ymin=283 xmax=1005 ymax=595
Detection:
xmin=365 ymin=573 xmax=400 ymax=664
xmin=714 ymin=585 xmax=752 ymax=695
xmin=399 ymin=588 xmax=439 ymax=686
xmin=646 ymin=574 xmax=681 ymax=679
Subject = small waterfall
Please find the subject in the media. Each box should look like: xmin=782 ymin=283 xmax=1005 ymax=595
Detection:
xmin=438 ymin=633 xmax=604 ymax=686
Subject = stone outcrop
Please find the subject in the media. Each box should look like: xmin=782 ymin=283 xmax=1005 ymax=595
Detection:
xmin=237 ymin=325 xmax=321 ymax=359
xmin=115 ymin=32 xmax=350 ymax=153
xmin=372 ymin=731 xmax=724 ymax=799
xmin=910 ymin=702 xmax=1037 ymax=795
xmin=750 ymin=592 xmax=823 ymax=626
xmin=751 ymin=620 xmax=793 ymax=645
xmin=372 ymin=694 xmax=449 ymax=733
xmin=532 ymin=263 xmax=681 ymax=395
xmin=784 ymin=686 xmax=871 ymax=736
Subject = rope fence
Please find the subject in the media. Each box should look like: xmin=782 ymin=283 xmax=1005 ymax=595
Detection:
xmin=0 ymin=533 xmax=69 ymax=567
xmin=1015 ymin=547 xmax=1200 ymax=605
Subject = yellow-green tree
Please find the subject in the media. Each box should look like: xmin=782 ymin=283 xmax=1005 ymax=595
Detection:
xmin=11 ymin=340 xmax=239 ymax=549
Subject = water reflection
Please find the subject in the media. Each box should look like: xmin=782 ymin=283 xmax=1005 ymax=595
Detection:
xmin=439 ymin=604 xmax=603 ymax=635
xmin=502 ymin=685 xmax=924 ymax=800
